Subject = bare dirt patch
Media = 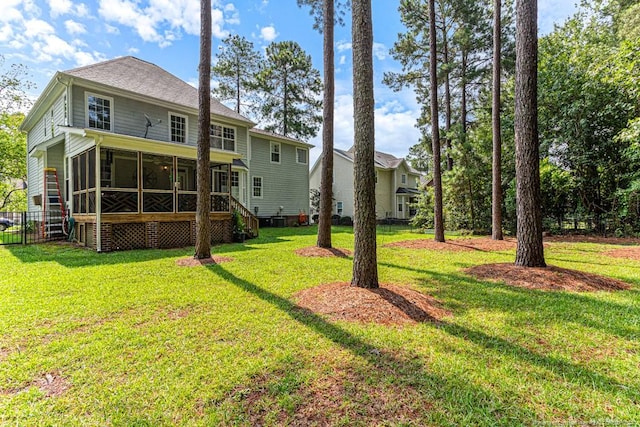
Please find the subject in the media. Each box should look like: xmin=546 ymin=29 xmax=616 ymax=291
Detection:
xmin=36 ymin=372 xmax=70 ymax=397
xmin=1 ymin=372 xmax=70 ymax=397
xmin=215 ymin=358 xmax=431 ymax=426
xmin=466 ymin=263 xmax=630 ymax=292
xmin=175 ymin=255 xmax=234 ymax=266
xmin=295 ymin=246 xmax=352 ymax=258
xmin=294 ymin=282 xmax=451 ymax=326
xmin=385 ymin=237 xmax=517 ymax=252
xmin=603 ymin=246 xmax=640 ymax=261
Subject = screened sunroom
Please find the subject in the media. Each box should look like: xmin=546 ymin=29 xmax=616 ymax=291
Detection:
xmin=66 ymin=131 xmax=249 ymax=251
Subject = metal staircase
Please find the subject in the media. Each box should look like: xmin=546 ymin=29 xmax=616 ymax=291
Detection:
xmin=42 ymin=168 xmax=66 ymax=239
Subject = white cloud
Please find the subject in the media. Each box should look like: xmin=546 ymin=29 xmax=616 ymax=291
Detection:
xmin=24 ymin=19 xmax=55 ymax=38
xmin=0 ymin=0 xmax=25 ymax=23
xmin=0 ymin=24 xmax=14 ymax=43
xmin=339 ymin=55 xmax=346 ymax=65
xmin=127 ymin=46 xmax=140 ymax=54
xmin=104 ymin=24 xmax=120 ymax=34
xmin=373 ymin=42 xmax=388 ymax=60
xmin=47 ymin=0 xmax=72 ymax=18
xmin=97 ymin=0 xmax=231 ymax=47
xmin=64 ymin=20 xmax=86 ymax=35
xmin=336 ymin=41 xmax=352 ymax=52
xmin=259 ymin=25 xmax=278 ymax=42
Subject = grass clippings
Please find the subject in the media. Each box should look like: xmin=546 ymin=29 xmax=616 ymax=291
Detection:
xmin=295 ymin=246 xmax=352 ymax=258
xmin=295 ymin=282 xmax=451 ymax=325
xmin=175 ymin=255 xmax=234 ymax=266
xmin=466 ymin=263 xmax=631 ymax=292
xmin=603 ymin=246 xmax=640 ymax=261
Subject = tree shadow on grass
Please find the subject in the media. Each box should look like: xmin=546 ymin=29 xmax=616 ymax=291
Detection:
xmin=204 ymin=265 xmax=638 ymax=424
xmin=206 ymin=265 xmax=540 ymax=424
xmin=378 ymin=261 xmax=640 ymax=343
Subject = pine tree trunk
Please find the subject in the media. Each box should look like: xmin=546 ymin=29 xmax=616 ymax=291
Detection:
xmin=317 ymin=0 xmax=334 ymax=249
xmin=442 ymin=25 xmax=453 ymax=171
xmin=351 ymin=0 xmax=378 ymax=289
xmin=492 ymin=0 xmax=504 ymax=240
xmin=430 ymin=0 xmax=445 ymax=242
xmin=194 ymin=0 xmax=212 ymax=259
xmin=515 ymin=0 xmax=545 ymax=267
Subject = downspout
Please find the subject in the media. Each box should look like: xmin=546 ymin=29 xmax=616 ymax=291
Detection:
xmin=95 ymin=136 xmax=103 ymax=252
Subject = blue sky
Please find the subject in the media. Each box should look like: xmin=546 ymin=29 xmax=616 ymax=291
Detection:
xmin=1 ymin=0 xmax=578 ymax=164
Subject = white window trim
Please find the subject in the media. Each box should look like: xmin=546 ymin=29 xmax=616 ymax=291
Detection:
xmin=296 ymin=147 xmax=308 ymax=165
xmin=401 ymin=173 xmax=407 ymax=185
xmin=210 ymin=122 xmax=237 ymax=152
xmin=252 ymin=176 xmax=263 ymax=199
xmin=169 ymin=112 xmax=189 ymax=143
xmin=336 ymin=201 xmax=343 ymax=215
xmin=85 ymin=92 xmax=114 ymax=132
xmin=270 ymin=142 xmax=281 ymax=164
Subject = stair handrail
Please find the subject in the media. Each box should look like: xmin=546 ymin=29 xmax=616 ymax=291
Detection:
xmin=230 ymin=197 xmax=259 ymax=238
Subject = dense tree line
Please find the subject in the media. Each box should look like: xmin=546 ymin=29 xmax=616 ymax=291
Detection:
xmin=392 ymin=0 xmax=639 ymax=236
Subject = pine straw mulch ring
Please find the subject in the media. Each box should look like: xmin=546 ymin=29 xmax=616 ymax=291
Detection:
xmin=384 ymin=237 xmax=518 ymax=252
xmin=295 ymin=246 xmax=352 ymax=258
xmin=465 ymin=263 xmax=630 ymax=292
xmin=175 ymin=255 xmax=234 ymax=266
xmin=294 ymin=282 xmax=451 ymax=326
xmin=603 ymin=246 xmax=640 ymax=261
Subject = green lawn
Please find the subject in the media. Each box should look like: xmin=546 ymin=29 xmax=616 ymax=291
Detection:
xmin=1 ymin=226 xmax=639 ymax=426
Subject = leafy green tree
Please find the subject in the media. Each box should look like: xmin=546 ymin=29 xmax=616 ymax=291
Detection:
xmin=539 ymin=158 xmax=574 ymax=229
xmin=255 ymin=41 xmax=323 ymax=140
xmin=538 ymin=12 xmax=639 ymax=231
xmin=0 ymin=113 xmax=27 ymax=211
xmin=0 ymin=56 xmax=34 ymax=113
xmin=0 ymin=56 xmax=32 ymax=212
xmin=211 ymin=34 xmax=261 ymax=118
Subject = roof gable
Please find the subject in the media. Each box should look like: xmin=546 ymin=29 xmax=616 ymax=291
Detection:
xmin=63 ymin=56 xmax=252 ymax=124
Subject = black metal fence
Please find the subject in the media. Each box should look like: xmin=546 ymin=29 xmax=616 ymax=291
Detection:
xmin=0 ymin=211 xmax=68 ymax=246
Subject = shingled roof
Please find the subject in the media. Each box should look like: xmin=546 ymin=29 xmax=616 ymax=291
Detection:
xmin=335 ymin=147 xmax=420 ymax=174
xmin=63 ymin=56 xmax=253 ymax=125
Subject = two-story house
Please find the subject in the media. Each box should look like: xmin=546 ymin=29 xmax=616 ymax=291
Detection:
xmin=309 ymin=148 xmax=423 ymax=220
xmin=20 ymin=56 xmax=312 ymax=251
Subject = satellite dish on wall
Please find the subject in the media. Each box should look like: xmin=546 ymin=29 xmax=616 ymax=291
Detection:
xmin=143 ymin=113 xmax=162 ymax=138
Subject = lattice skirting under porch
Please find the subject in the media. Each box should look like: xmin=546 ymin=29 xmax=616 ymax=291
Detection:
xmin=75 ymin=219 xmax=232 ymax=251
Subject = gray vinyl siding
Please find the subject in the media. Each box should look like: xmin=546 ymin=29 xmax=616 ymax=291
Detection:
xmin=27 ymin=156 xmax=41 ymax=212
xmin=249 ymin=136 xmax=309 ymax=217
xmin=71 ymin=84 xmax=245 ymax=150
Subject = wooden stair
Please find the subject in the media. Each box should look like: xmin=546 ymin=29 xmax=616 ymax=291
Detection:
xmin=230 ymin=197 xmax=259 ymax=238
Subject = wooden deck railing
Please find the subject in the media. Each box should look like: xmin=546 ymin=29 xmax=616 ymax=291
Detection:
xmin=230 ymin=197 xmax=259 ymax=238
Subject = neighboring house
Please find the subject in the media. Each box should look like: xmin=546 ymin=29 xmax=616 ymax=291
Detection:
xmin=309 ymin=148 xmax=423 ymax=220
xmin=20 ymin=56 xmax=311 ymax=251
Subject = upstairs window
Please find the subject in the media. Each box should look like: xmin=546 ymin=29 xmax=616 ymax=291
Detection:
xmin=210 ymin=124 xmax=236 ymax=151
xmin=271 ymin=142 xmax=281 ymax=164
xmin=401 ymin=174 xmax=407 ymax=185
xmin=296 ymin=148 xmax=308 ymax=164
xmin=170 ymin=113 xmax=188 ymax=143
xmin=87 ymin=93 xmax=113 ymax=131
xmin=253 ymin=176 xmax=263 ymax=198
